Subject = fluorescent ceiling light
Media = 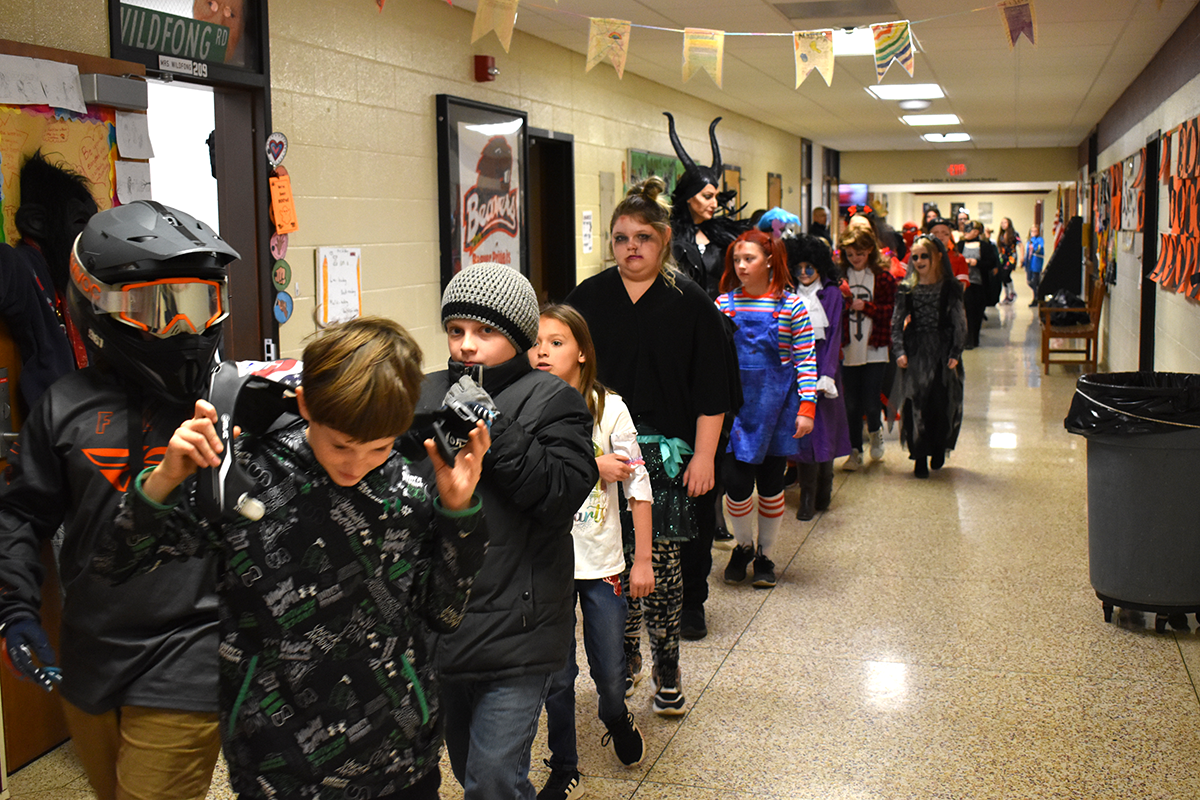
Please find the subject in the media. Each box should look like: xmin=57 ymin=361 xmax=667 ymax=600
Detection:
xmin=903 ymin=114 xmax=960 ymax=126
xmin=922 ymin=133 xmax=971 ymax=143
xmin=833 ymin=28 xmax=876 ymax=56
xmin=866 ymin=83 xmax=945 ymax=101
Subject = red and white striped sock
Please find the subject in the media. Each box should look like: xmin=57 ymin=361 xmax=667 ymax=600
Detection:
xmin=724 ymin=495 xmax=756 ymax=548
xmin=756 ymin=491 xmax=786 ymax=556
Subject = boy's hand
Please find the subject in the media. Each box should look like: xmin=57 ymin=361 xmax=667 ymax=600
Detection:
xmin=142 ymin=400 xmax=224 ymax=504
xmin=428 ymin=420 xmax=490 ymax=512
xmin=628 ymin=560 xmax=655 ymax=599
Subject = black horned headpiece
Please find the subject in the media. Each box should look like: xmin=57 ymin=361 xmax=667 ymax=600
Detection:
xmin=664 ymin=112 xmax=724 ymax=205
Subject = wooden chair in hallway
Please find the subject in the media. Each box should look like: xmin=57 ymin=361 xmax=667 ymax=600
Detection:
xmin=1039 ymin=261 xmax=1104 ymax=374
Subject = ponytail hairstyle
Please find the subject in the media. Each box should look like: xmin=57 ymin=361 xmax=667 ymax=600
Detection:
xmin=610 ymin=176 xmax=678 ymax=288
xmin=537 ymin=303 xmax=606 ymax=425
xmin=719 ymin=228 xmax=791 ymax=296
xmin=837 ymin=226 xmax=883 ymax=277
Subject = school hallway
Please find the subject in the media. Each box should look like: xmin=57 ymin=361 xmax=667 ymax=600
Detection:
xmin=8 ymin=299 xmax=1200 ymax=799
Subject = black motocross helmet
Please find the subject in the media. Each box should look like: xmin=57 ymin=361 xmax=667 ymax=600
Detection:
xmin=68 ymin=200 xmax=240 ymax=405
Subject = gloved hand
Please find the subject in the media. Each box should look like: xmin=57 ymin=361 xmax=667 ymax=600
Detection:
xmin=443 ymin=375 xmax=498 ymax=430
xmin=816 ymin=375 xmax=838 ymax=399
xmin=2 ymin=618 xmax=61 ymax=691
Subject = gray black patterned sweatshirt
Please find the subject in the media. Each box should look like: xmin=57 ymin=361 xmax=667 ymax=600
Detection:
xmin=93 ymin=419 xmax=487 ymax=799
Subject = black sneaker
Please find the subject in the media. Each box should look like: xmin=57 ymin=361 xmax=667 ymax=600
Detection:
xmin=680 ymin=606 xmax=707 ymax=640
xmin=723 ymin=544 xmax=754 ymax=584
xmin=651 ymin=667 xmax=686 ymax=716
xmin=601 ymin=711 xmax=645 ymax=766
xmin=751 ymin=554 xmax=776 ymax=588
xmin=537 ymin=759 xmax=584 ymax=800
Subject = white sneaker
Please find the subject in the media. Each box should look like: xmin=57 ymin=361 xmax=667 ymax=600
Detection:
xmin=842 ymin=449 xmax=862 ymax=471
xmin=869 ymin=430 xmax=885 ymax=461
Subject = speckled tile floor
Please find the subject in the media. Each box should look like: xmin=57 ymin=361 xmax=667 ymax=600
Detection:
xmin=10 ymin=300 xmax=1200 ymax=799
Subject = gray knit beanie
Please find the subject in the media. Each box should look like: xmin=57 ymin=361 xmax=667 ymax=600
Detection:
xmin=441 ymin=262 xmax=540 ymax=353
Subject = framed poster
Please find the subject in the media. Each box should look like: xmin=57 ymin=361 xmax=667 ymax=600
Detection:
xmin=627 ymin=148 xmax=682 ymax=195
xmin=436 ymin=95 xmax=528 ymax=289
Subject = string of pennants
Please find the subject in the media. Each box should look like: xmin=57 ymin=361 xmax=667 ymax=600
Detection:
xmin=422 ymin=0 xmax=1046 ymax=89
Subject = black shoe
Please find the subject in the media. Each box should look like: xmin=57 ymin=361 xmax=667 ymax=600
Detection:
xmin=713 ymin=527 xmax=736 ymax=551
xmin=1028 ymin=300 xmax=1038 ymax=307
xmin=601 ymin=711 xmax=645 ymax=766
xmin=751 ymin=554 xmax=777 ymax=588
xmin=723 ymin=544 xmax=754 ymax=583
xmin=783 ymin=464 xmax=798 ymax=488
xmin=914 ymin=456 xmax=929 ymax=479
xmin=681 ymin=606 xmax=707 ymax=640
xmin=930 ymin=450 xmax=945 ymax=470
xmin=538 ymin=759 xmax=583 ymax=800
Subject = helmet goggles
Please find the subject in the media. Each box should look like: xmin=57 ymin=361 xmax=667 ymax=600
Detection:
xmin=72 ymin=254 xmax=229 ymax=338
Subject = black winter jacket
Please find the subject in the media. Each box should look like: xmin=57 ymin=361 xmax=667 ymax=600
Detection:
xmin=420 ymin=356 xmax=597 ymax=681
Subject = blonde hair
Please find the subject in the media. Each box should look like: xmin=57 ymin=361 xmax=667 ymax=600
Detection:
xmin=301 ymin=316 xmax=425 ymax=441
xmin=610 ymin=176 xmax=678 ymax=288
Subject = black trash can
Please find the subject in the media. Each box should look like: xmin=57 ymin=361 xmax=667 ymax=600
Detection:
xmin=1065 ymin=372 xmax=1200 ymax=631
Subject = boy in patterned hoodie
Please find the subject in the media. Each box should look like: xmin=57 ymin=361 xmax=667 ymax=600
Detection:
xmin=94 ymin=316 xmax=491 ymax=800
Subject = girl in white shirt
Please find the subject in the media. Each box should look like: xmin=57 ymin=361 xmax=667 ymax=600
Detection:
xmin=529 ymin=305 xmax=655 ymax=796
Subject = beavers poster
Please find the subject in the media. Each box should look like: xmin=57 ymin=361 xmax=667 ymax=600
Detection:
xmin=457 ymin=120 xmax=522 ymax=271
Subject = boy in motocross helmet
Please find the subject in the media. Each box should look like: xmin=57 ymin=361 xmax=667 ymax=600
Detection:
xmin=0 ymin=201 xmax=237 ymax=800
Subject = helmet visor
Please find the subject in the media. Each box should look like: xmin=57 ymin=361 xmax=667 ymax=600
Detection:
xmin=95 ymin=278 xmax=229 ymax=338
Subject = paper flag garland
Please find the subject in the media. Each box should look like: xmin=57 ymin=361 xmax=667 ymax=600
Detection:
xmin=587 ymin=18 xmax=631 ymax=78
xmin=871 ymin=21 xmax=914 ymax=82
xmin=998 ymin=0 xmax=1036 ymax=48
xmin=683 ymin=28 xmax=725 ymax=89
xmin=472 ymin=0 xmax=521 ymax=52
xmin=793 ymin=30 xmax=834 ymax=88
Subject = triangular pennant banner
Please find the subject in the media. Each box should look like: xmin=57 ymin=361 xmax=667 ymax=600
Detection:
xmin=793 ymin=30 xmax=834 ymax=88
xmin=683 ymin=28 xmax=725 ymax=89
xmin=472 ymin=0 xmax=520 ymax=52
xmin=871 ymin=21 xmax=914 ymax=82
xmin=587 ymin=18 xmax=632 ymax=79
xmin=998 ymin=0 xmax=1036 ymax=48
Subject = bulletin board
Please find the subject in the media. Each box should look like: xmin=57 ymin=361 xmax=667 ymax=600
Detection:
xmin=0 ymin=104 xmax=118 ymax=243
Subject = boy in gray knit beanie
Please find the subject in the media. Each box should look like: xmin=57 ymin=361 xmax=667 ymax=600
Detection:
xmin=441 ymin=262 xmax=540 ymax=359
xmin=421 ymin=261 xmax=599 ymax=799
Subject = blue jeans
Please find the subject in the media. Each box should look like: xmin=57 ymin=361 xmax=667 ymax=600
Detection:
xmin=441 ymin=673 xmax=552 ymax=800
xmin=544 ymin=577 xmax=630 ymax=771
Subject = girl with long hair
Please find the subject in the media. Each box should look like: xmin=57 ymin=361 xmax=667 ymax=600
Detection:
xmin=996 ymin=217 xmax=1021 ymax=303
xmin=715 ymin=229 xmax=816 ymax=588
xmin=892 ymin=235 xmax=967 ymax=478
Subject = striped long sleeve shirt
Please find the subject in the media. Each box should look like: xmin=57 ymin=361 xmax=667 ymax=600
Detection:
xmin=717 ymin=290 xmax=818 ymax=417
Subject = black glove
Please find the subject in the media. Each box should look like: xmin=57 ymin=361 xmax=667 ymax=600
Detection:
xmin=2 ymin=618 xmax=61 ymax=691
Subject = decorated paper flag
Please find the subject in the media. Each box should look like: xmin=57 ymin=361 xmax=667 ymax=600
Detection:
xmin=793 ymin=30 xmax=834 ymax=88
xmin=587 ymin=18 xmax=632 ymax=78
xmin=871 ymin=21 xmax=914 ymax=82
xmin=472 ymin=0 xmax=520 ymax=52
xmin=683 ymin=28 xmax=725 ymax=89
xmin=998 ymin=0 xmax=1036 ymax=48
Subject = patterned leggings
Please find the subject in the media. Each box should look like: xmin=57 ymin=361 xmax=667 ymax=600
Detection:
xmin=622 ymin=540 xmax=682 ymax=684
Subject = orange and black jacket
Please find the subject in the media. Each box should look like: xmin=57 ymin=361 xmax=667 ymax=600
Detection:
xmin=0 ymin=366 xmax=219 ymax=715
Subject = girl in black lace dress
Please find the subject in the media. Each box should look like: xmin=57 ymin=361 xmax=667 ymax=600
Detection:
xmin=891 ymin=234 xmax=967 ymax=478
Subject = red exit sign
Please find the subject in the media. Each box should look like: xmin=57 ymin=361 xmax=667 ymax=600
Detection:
xmin=946 ymin=163 xmax=967 ymax=176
